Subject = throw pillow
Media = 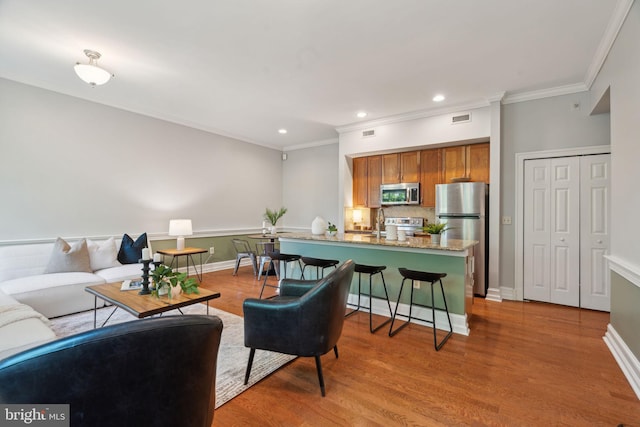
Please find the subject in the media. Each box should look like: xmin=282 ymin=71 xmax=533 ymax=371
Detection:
xmin=117 ymin=233 xmax=148 ymax=264
xmin=44 ymin=238 xmax=93 ymax=274
xmin=87 ymin=237 xmax=121 ymax=271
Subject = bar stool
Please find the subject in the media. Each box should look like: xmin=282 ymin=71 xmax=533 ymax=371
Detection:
xmin=345 ymin=264 xmax=392 ymax=333
xmin=259 ymin=251 xmax=304 ymax=298
xmin=301 ymin=256 xmax=339 ymax=279
xmin=389 ymin=268 xmax=453 ymax=351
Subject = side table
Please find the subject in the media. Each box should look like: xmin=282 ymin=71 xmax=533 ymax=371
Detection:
xmin=157 ymin=247 xmax=207 ymax=282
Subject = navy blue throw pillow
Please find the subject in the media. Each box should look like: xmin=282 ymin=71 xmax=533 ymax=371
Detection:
xmin=117 ymin=233 xmax=148 ymax=264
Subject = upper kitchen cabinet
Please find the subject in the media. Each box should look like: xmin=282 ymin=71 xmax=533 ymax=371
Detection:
xmin=382 ymin=151 xmax=420 ymax=184
xmin=353 ymin=155 xmax=383 ymax=208
xmin=367 ymin=155 xmax=382 ymax=208
xmin=442 ymin=143 xmax=490 ymax=184
xmin=420 ymin=148 xmax=443 ymax=207
xmin=353 ymin=156 xmax=368 ymax=207
xmin=443 ymin=146 xmax=467 ymax=183
xmin=467 ymin=142 xmax=490 ymax=183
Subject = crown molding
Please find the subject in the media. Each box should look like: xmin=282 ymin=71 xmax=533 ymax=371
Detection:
xmin=282 ymin=137 xmax=339 ymax=152
xmin=486 ymin=91 xmax=506 ymax=104
xmin=584 ymin=0 xmax=635 ymax=88
xmin=335 ymin=100 xmax=490 ymax=134
xmin=502 ymin=83 xmax=588 ymax=104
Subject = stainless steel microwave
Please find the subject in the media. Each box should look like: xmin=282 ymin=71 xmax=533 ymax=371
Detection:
xmin=380 ymin=183 xmax=420 ymax=205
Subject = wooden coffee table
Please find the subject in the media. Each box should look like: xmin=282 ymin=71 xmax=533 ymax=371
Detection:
xmin=85 ymin=282 xmax=221 ymax=328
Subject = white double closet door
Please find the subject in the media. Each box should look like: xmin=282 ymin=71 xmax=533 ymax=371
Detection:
xmin=523 ymin=154 xmax=610 ymax=311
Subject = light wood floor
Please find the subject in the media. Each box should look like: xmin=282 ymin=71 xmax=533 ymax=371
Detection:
xmin=202 ymin=267 xmax=640 ymax=426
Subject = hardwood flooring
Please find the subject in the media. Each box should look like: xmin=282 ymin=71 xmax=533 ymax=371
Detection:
xmin=201 ymin=267 xmax=640 ymax=426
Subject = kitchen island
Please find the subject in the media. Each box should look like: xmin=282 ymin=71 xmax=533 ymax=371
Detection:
xmin=278 ymin=232 xmax=477 ymax=335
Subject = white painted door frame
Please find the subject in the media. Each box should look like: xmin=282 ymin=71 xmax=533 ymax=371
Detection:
xmin=514 ymin=145 xmax=610 ymax=301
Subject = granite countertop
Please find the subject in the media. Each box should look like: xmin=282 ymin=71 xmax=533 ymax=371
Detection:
xmin=278 ymin=232 xmax=478 ymax=252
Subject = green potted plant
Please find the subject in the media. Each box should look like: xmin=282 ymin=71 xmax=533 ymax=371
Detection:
xmin=264 ymin=207 xmax=287 ymax=234
xmin=151 ymin=264 xmax=199 ymax=299
xmin=423 ymin=222 xmax=450 ymax=245
xmin=327 ymin=221 xmax=338 ymax=236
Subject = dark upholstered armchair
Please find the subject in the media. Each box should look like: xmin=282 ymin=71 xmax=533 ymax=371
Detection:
xmin=243 ymin=259 xmax=355 ymax=396
xmin=0 ymin=315 xmax=223 ymax=427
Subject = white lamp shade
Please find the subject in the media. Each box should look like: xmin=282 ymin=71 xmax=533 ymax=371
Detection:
xmin=74 ymin=63 xmax=113 ymax=86
xmin=169 ymin=219 xmax=193 ymax=237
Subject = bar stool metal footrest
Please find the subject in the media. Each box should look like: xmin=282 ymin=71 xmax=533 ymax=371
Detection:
xmin=345 ymin=264 xmax=393 ymax=333
xmin=388 ymin=268 xmax=453 ymax=351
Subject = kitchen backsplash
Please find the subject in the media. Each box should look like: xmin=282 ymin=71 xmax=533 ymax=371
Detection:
xmin=345 ymin=206 xmax=435 ymax=230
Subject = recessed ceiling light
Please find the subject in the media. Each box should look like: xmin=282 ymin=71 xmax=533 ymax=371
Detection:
xmin=278 ymin=129 xmax=287 ymax=134
xmin=356 ymin=111 xmax=368 ymax=118
xmin=433 ymin=94 xmax=445 ymax=102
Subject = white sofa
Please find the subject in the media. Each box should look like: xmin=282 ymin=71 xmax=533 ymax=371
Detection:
xmin=0 ymin=236 xmax=150 ymax=357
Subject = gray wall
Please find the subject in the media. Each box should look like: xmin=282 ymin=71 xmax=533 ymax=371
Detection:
xmin=590 ymin=2 xmax=640 ymax=359
xmin=0 ymin=78 xmax=283 ymax=242
xmin=282 ymin=144 xmax=339 ymax=231
xmin=500 ymin=92 xmax=610 ymax=289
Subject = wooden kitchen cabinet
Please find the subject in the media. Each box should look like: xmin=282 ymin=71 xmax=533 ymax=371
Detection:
xmin=420 ymin=148 xmax=443 ymax=207
xmin=382 ymin=151 xmax=420 ymax=184
xmin=467 ymin=142 xmax=490 ymax=183
xmin=353 ymin=157 xmax=368 ymax=207
xmin=382 ymin=154 xmax=400 ymax=184
xmin=367 ymin=155 xmax=382 ymax=208
xmin=443 ymin=146 xmax=468 ymax=183
xmin=442 ymin=143 xmax=490 ymax=184
xmin=400 ymin=151 xmax=420 ymax=182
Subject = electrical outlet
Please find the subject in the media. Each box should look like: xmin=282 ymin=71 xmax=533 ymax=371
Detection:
xmin=413 ymin=280 xmax=421 ymax=289
xmin=502 ymin=216 xmax=512 ymax=225
xmin=209 ymin=246 xmax=215 ymax=254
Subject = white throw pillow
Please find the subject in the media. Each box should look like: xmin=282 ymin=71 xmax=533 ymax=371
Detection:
xmin=87 ymin=237 xmax=121 ymax=271
xmin=45 ymin=238 xmax=92 ymax=274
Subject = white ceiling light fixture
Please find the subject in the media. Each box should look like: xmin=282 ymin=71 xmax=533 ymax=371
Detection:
xmin=356 ymin=111 xmax=368 ymax=118
xmin=433 ymin=94 xmax=445 ymax=102
xmin=278 ymin=128 xmax=287 ymax=134
xmin=74 ymin=49 xmax=114 ymax=86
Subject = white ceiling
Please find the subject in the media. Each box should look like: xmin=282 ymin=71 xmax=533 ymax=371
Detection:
xmin=0 ymin=0 xmax=622 ymax=150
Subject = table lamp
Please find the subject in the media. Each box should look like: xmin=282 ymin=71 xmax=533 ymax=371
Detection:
xmin=169 ymin=219 xmax=192 ymax=251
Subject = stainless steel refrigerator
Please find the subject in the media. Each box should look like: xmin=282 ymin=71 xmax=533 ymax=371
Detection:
xmin=435 ymin=182 xmax=488 ymax=296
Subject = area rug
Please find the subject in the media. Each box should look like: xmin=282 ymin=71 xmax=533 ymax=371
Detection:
xmin=48 ymin=304 xmax=296 ymax=408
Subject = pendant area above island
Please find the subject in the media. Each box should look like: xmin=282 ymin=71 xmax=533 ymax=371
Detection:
xmin=278 ymin=232 xmax=478 ymax=336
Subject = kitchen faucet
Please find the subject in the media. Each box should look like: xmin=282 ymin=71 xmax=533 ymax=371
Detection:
xmin=376 ymin=208 xmax=385 ymax=238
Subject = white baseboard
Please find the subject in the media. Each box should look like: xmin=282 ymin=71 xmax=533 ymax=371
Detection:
xmin=603 ymin=323 xmax=640 ymax=400
xmin=499 ymin=286 xmax=517 ymax=300
xmin=485 ymin=287 xmax=503 ymax=302
xmin=346 ymin=295 xmax=469 ymax=336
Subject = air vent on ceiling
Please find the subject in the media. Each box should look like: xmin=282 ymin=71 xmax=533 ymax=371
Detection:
xmin=362 ymin=129 xmax=375 ymax=138
xmin=451 ymin=112 xmax=471 ymax=124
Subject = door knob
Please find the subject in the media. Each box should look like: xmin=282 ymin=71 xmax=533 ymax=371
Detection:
xmin=597 ymin=240 xmax=603 ymax=244
xmin=560 ymin=238 xmax=565 ymax=242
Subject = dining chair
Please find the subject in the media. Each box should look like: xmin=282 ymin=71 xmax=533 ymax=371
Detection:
xmin=232 ymin=239 xmax=258 ymax=277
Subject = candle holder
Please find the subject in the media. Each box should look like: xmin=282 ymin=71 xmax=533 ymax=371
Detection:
xmin=139 ymin=259 xmax=153 ymax=295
